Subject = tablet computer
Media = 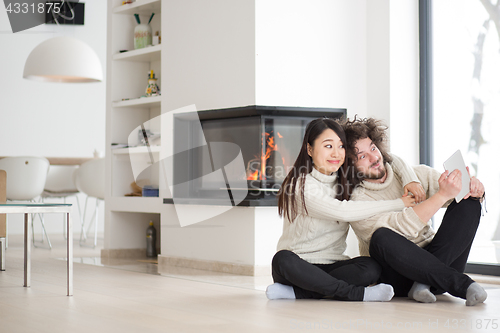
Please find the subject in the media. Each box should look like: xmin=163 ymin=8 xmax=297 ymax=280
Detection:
xmin=443 ymin=150 xmax=470 ymax=203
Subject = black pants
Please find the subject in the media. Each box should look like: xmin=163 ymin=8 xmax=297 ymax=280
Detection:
xmin=271 ymin=250 xmax=381 ymax=301
xmin=369 ymin=198 xmax=481 ymax=299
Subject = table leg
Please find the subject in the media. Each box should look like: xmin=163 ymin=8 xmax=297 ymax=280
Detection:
xmin=67 ymin=212 xmax=73 ymax=296
xmin=0 ymin=237 xmax=5 ymax=271
xmin=24 ymin=213 xmax=31 ymax=288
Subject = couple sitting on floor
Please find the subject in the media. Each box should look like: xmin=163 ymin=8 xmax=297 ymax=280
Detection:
xmin=266 ymin=117 xmax=486 ymax=306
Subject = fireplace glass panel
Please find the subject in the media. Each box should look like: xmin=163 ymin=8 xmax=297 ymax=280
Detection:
xmin=197 ymin=117 xmax=260 ymax=192
xmin=194 ymin=116 xmax=314 ymax=193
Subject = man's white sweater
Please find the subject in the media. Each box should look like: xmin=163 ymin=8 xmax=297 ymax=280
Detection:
xmin=276 ymin=162 xmax=412 ymax=264
xmin=349 ymin=163 xmax=447 ymax=256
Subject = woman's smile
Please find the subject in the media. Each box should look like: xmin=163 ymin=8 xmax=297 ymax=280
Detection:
xmin=307 ymin=129 xmax=346 ymax=175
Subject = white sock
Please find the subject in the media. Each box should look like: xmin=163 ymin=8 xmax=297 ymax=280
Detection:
xmin=408 ymin=282 xmax=436 ymax=303
xmin=266 ymin=283 xmax=296 ymax=300
xmin=363 ymin=283 xmax=394 ymax=302
xmin=466 ymin=282 xmax=487 ymax=306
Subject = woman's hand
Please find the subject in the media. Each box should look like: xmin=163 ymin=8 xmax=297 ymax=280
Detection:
xmin=403 ymin=182 xmax=426 ymax=204
xmin=401 ymin=195 xmax=416 ymax=207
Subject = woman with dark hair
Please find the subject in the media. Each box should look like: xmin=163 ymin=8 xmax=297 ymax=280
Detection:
xmin=267 ymin=118 xmax=418 ymax=302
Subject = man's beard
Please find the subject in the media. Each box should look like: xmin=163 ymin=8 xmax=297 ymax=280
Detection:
xmin=359 ymin=161 xmax=386 ymax=180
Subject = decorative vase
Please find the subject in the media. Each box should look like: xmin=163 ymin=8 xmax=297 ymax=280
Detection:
xmin=145 ymin=71 xmax=160 ymax=96
xmin=134 ymin=23 xmax=152 ymax=49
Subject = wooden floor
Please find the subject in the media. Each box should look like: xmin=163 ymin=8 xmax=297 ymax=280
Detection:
xmin=1 ymin=235 xmax=500 ymax=333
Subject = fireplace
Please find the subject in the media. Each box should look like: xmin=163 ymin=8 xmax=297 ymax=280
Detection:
xmin=164 ymin=105 xmax=345 ymax=206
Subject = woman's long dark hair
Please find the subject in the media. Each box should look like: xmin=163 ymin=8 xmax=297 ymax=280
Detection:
xmin=278 ymin=118 xmax=353 ymax=222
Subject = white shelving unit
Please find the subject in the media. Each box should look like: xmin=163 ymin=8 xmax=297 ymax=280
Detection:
xmin=112 ymin=95 xmax=161 ymax=108
xmin=113 ymin=44 xmax=162 ymax=62
xmin=112 ymin=146 xmax=161 ymax=155
xmin=104 ymin=0 xmax=163 ymax=257
xmin=112 ymin=0 xmax=161 ymax=15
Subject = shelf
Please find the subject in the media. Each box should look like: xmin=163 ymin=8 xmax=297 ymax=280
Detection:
xmin=112 ymin=146 xmax=161 ymax=155
xmin=113 ymin=45 xmax=161 ymax=62
xmin=113 ymin=0 xmax=161 ymax=15
xmin=108 ymin=196 xmax=163 ymax=213
xmin=106 ymin=0 xmax=164 ymax=249
xmin=112 ymin=95 xmax=161 ymax=108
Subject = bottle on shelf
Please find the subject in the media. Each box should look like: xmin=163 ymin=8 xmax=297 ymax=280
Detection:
xmin=146 ymin=221 xmax=157 ymax=257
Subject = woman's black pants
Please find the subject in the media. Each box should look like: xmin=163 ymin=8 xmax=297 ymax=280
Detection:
xmin=271 ymin=250 xmax=382 ymax=301
xmin=369 ymin=198 xmax=482 ymax=299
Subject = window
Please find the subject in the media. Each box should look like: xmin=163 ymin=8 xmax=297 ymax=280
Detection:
xmin=423 ymin=0 xmax=500 ymax=272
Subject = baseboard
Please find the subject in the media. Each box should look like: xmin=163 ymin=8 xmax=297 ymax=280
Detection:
xmin=100 ymin=248 xmax=147 ymax=259
xmin=158 ymin=255 xmax=271 ymax=276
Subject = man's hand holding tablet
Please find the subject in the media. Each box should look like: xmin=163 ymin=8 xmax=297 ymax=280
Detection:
xmin=443 ymin=150 xmax=471 ymax=203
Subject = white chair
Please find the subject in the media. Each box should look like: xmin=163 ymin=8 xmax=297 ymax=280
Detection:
xmin=0 ymin=156 xmax=50 ymax=248
xmin=40 ymin=165 xmax=82 ymax=241
xmin=74 ymin=158 xmax=105 ymax=248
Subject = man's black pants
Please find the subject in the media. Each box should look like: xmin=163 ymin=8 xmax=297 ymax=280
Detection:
xmin=369 ymin=198 xmax=481 ymax=299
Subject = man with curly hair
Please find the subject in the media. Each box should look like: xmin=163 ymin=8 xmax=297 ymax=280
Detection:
xmin=341 ymin=116 xmax=487 ymax=306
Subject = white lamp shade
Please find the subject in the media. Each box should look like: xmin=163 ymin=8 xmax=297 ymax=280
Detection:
xmin=23 ymin=36 xmax=103 ymax=83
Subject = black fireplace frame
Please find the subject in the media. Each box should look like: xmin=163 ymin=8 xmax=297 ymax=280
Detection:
xmin=164 ymin=105 xmax=346 ymax=206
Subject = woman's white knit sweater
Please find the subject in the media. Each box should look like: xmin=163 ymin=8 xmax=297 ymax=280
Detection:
xmin=276 ymin=155 xmax=416 ymax=264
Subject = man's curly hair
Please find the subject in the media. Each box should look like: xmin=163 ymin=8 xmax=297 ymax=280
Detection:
xmin=340 ymin=116 xmax=393 ymax=185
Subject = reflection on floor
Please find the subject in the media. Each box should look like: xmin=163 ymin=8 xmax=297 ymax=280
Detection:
xmin=64 ymin=256 xmax=274 ymax=292
xmin=28 ymin=232 xmax=273 ymax=292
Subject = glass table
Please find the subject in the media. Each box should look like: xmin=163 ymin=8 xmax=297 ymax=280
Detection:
xmin=0 ymin=203 xmax=73 ymax=296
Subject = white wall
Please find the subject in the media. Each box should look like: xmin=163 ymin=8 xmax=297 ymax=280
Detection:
xmin=366 ymin=0 xmax=390 ymax=123
xmin=162 ymin=0 xmax=256 ymax=113
xmin=367 ymin=0 xmax=420 ymax=165
xmin=388 ymin=0 xmax=419 ymax=165
xmin=256 ymin=0 xmax=368 ymax=117
xmin=0 ymin=0 xmax=107 ymax=235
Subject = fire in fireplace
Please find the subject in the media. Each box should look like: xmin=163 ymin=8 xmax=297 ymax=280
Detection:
xmin=167 ymin=105 xmax=345 ymax=206
xmin=246 ymin=130 xmax=285 ymax=181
